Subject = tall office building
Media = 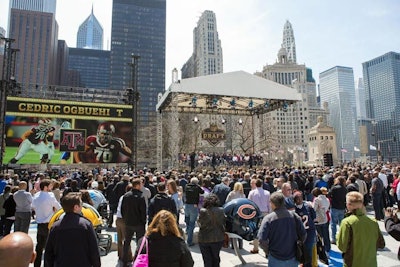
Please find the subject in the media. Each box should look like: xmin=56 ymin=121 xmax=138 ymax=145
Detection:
xmin=68 ymin=48 xmax=110 ymax=89
xmin=9 ymin=0 xmax=56 ymax=14
xmin=363 ymin=51 xmax=400 ymax=161
xmin=8 ymin=8 xmax=58 ymax=86
xmin=110 ymin=0 xmax=166 ymax=166
xmin=319 ymin=66 xmax=357 ymax=161
xmin=282 ymin=20 xmax=296 ymax=64
xmin=355 ymin=78 xmax=367 ymax=120
xmin=77 ymin=6 xmax=103 ymax=50
xmin=181 ymin=10 xmax=223 ymax=78
xmin=255 ymin=21 xmax=327 ymax=165
xmin=257 ymin=47 xmax=328 ymax=164
xmin=55 ymin=40 xmax=69 ymax=86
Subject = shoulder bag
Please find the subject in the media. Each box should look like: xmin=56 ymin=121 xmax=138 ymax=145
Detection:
xmin=133 ymin=236 xmax=148 ymax=267
xmin=292 ymin=212 xmax=306 ymax=263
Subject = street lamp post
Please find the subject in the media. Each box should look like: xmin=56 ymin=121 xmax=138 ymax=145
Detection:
xmin=128 ymin=54 xmax=140 ymax=171
xmin=371 ymin=120 xmax=381 ymax=162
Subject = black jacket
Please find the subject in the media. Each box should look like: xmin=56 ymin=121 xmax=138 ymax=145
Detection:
xmin=184 ymin=183 xmax=204 ymax=204
xmin=148 ymin=193 xmax=177 ymax=223
xmin=329 ymin=184 xmax=347 ymax=210
xmin=3 ymin=194 xmax=16 ymax=217
xmin=44 ymin=213 xmax=100 ymax=267
xmin=198 ymin=206 xmax=226 ymax=243
xmin=113 ymin=180 xmax=129 ymax=200
xmin=121 ymin=188 xmax=146 ymax=226
xmin=135 ymin=232 xmax=194 ymax=267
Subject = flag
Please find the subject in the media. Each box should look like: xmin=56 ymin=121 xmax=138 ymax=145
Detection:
xmin=354 ymin=146 xmax=360 ymax=152
xmin=341 ymin=148 xmax=348 ymax=153
xmin=370 ymin=144 xmax=377 ymax=151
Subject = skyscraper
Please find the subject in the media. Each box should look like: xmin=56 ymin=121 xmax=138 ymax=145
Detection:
xmin=181 ymin=10 xmax=223 ymax=78
xmin=257 ymin=47 xmax=327 ymax=164
xmin=319 ymin=66 xmax=357 ymax=161
xmin=8 ymin=8 xmax=58 ymax=86
xmin=282 ymin=20 xmax=296 ymax=64
xmin=256 ymin=21 xmax=327 ymax=165
xmin=77 ymin=6 xmax=103 ymax=50
xmin=9 ymin=0 xmax=56 ymax=14
xmin=68 ymin=48 xmax=110 ymax=89
xmin=363 ymin=51 xmax=400 ymax=161
xmin=110 ymin=0 xmax=166 ymax=166
xmin=355 ymin=78 xmax=367 ymax=120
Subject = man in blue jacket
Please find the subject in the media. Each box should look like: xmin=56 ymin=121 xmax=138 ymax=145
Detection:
xmin=258 ymin=192 xmax=306 ymax=267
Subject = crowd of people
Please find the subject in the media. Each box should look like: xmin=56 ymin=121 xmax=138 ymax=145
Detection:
xmin=178 ymin=152 xmax=265 ymax=170
xmin=0 ymin=162 xmax=399 ymax=266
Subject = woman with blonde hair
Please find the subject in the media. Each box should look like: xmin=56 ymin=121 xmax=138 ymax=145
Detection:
xmin=135 ymin=210 xmax=194 ymax=267
xmin=225 ymin=182 xmax=245 ymax=203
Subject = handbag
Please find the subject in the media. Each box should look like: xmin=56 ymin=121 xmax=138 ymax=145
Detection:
xmin=133 ymin=236 xmax=148 ymax=267
xmin=295 ymin=239 xmax=305 ymax=263
xmin=293 ymin=213 xmax=306 ymax=263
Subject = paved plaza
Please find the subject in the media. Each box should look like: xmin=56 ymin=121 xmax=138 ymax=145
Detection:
xmin=21 ymin=206 xmax=400 ymax=267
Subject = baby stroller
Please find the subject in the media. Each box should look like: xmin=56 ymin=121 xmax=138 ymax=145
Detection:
xmin=48 ymin=203 xmax=112 ymax=256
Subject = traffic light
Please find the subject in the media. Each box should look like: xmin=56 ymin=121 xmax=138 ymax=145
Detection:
xmin=323 ymin=153 xmax=333 ymax=167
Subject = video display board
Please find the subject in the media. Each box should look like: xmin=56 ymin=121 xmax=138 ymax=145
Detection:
xmin=4 ymin=96 xmax=133 ymax=164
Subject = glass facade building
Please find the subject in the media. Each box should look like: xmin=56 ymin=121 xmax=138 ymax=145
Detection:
xmin=110 ymin=0 xmax=165 ymax=124
xmin=363 ymin=51 xmax=400 ymax=161
xmin=110 ymin=0 xmax=166 ymax=166
xmin=68 ymin=48 xmax=110 ymax=89
xmin=77 ymin=7 xmax=103 ymax=50
xmin=9 ymin=0 xmax=56 ymax=14
xmin=319 ymin=66 xmax=357 ymax=161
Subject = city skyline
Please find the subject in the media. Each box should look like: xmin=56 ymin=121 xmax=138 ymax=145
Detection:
xmin=1 ymin=0 xmax=399 ymax=88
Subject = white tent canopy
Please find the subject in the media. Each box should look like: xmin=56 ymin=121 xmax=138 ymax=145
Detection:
xmin=156 ymin=70 xmax=301 ymax=115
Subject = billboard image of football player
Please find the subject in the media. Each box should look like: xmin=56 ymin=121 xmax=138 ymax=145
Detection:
xmin=74 ymin=122 xmax=132 ymax=163
xmin=9 ymin=119 xmax=56 ymax=164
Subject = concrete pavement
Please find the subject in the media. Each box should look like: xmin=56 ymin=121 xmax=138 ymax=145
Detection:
xmin=24 ymin=208 xmax=400 ymax=266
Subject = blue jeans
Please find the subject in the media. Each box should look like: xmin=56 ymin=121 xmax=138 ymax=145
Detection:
xmin=303 ymin=241 xmax=315 ymax=267
xmin=184 ymin=204 xmax=198 ymax=245
xmin=268 ymin=254 xmax=298 ymax=267
xmin=330 ymin=208 xmax=344 ymax=242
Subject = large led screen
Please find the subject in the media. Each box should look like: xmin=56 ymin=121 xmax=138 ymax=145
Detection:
xmin=4 ymin=97 xmax=133 ymax=164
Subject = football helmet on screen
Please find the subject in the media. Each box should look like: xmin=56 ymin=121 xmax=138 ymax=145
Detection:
xmin=37 ymin=119 xmax=52 ymax=131
xmin=60 ymin=121 xmax=72 ymax=129
xmin=97 ymin=122 xmax=115 ymax=144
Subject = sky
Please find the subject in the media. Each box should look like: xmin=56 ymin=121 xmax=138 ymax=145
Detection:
xmin=1 ymin=0 xmax=399 ymax=88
